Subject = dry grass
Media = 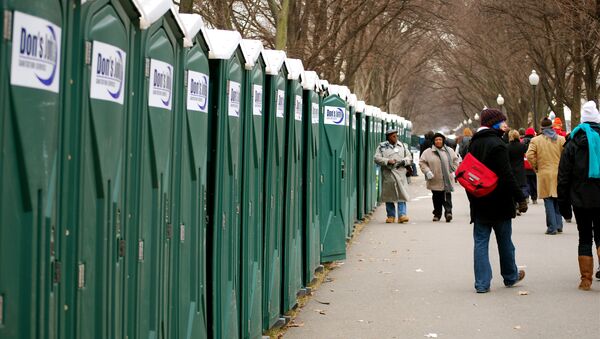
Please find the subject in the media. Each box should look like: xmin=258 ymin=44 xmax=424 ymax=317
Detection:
xmin=265 ymin=213 xmax=374 ymax=338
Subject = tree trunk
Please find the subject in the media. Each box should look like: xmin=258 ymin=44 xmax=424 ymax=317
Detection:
xmin=180 ymin=0 xmax=193 ymax=13
xmin=275 ymin=0 xmax=290 ymax=50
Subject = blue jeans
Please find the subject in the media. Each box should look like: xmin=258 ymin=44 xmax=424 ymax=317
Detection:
xmin=473 ymin=218 xmax=519 ymax=291
xmin=386 ymin=201 xmax=407 ymax=217
xmin=543 ymin=198 xmax=563 ymax=232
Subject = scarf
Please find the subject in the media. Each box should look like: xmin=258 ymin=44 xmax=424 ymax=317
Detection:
xmin=571 ymin=123 xmax=600 ymax=178
xmin=542 ymin=126 xmax=557 ymax=141
xmin=435 ymin=146 xmax=454 ymax=192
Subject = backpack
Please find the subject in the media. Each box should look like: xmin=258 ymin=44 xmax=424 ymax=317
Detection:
xmin=455 ymin=153 xmax=498 ymax=197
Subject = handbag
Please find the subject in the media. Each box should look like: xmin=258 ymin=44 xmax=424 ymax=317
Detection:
xmin=455 ymin=153 xmax=498 ymax=197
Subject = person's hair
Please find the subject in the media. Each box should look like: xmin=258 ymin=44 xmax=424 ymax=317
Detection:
xmin=508 ymin=129 xmax=520 ymax=142
xmin=518 ymin=128 xmax=526 ymax=136
xmin=463 ymin=127 xmax=473 ymax=137
xmin=425 ymin=131 xmax=435 ymax=140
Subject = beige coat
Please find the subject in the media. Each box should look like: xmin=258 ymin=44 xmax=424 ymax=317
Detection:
xmin=419 ymin=146 xmax=459 ymax=191
xmin=526 ymin=134 xmax=565 ymax=198
xmin=374 ymin=141 xmax=412 ymax=202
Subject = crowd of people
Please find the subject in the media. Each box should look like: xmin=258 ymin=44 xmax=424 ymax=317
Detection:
xmin=374 ymin=103 xmax=600 ymax=293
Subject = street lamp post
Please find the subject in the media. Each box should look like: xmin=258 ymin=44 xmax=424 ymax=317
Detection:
xmin=496 ymin=94 xmax=504 ymax=113
xmin=529 ymin=70 xmax=540 ymax=131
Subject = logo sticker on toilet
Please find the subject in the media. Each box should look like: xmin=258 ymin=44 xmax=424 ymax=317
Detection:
xmin=148 ymin=59 xmax=173 ymax=110
xmin=90 ymin=41 xmax=126 ymax=104
xmin=10 ymin=11 xmax=61 ymax=93
xmin=276 ymin=90 xmax=285 ymax=118
xmin=311 ymin=103 xmax=319 ymax=124
xmin=252 ymin=85 xmax=262 ymax=116
xmin=295 ymin=95 xmax=302 ymax=121
xmin=324 ymin=106 xmax=346 ymax=125
xmin=187 ymin=70 xmax=209 ymax=112
xmin=228 ymin=81 xmax=241 ymax=117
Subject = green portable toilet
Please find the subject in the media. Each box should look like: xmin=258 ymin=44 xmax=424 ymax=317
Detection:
xmin=363 ymin=105 xmax=373 ymax=214
xmin=204 ymin=28 xmax=244 ymax=339
xmin=58 ymin=1 xmax=154 ymax=338
xmin=281 ymin=57 xmax=305 ymax=313
xmin=260 ymin=49 xmax=287 ymax=331
xmin=300 ymin=70 xmax=321 ymax=287
xmin=0 ymin=1 xmax=65 ymax=338
xmin=319 ymin=87 xmax=348 ymax=262
xmin=174 ymin=13 xmax=210 ymax=339
xmin=239 ymin=38 xmax=265 ymax=339
xmin=325 ymin=84 xmax=351 ymax=239
xmin=126 ymin=3 xmax=185 ymax=338
xmin=355 ymin=101 xmax=366 ymax=221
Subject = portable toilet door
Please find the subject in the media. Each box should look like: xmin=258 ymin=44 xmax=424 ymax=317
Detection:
xmin=174 ymin=12 xmax=209 ymax=339
xmin=355 ymin=101 xmax=366 ymax=221
xmin=260 ymin=49 xmax=287 ymax=331
xmin=300 ymin=71 xmax=321 ymax=287
xmin=205 ymin=28 xmax=244 ymax=339
xmin=61 ymin=0 xmax=143 ymax=338
xmin=125 ymin=2 xmax=184 ymax=338
xmin=281 ymin=57 xmax=305 ymax=314
xmin=0 ymin=1 xmax=65 ymax=338
xmin=319 ymin=89 xmax=348 ymax=262
xmin=239 ymin=38 xmax=265 ymax=339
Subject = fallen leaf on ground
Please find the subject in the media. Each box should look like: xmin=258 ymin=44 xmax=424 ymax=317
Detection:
xmin=315 ymin=299 xmax=330 ymax=305
xmin=514 ymin=325 xmax=521 ymax=330
xmin=288 ymin=322 xmax=304 ymax=327
xmin=358 ymin=259 xmax=364 ymax=262
xmin=518 ymin=291 xmax=529 ymax=295
xmin=313 ymin=309 xmax=326 ymax=315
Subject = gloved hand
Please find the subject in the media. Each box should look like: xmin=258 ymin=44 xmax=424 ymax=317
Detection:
xmin=403 ymin=157 xmax=412 ymax=166
xmin=395 ymin=160 xmax=407 ymax=168
xmin=517 ymin=200 xmax=528 ymax=213
xmin=425 ymin=171 xmax=434 ymax=180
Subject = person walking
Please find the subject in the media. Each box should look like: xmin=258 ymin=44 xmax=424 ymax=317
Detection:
xmin=522 ymin=127 xmax=538 ymax=204
xmin=419 ymin=131 xmax=435 ymax=157
xmin=526 ymin=118 xmax=566 ymax=235
xmin=374 ymin=128 xmax=412 ymax=223
xmin=553 ymin=117 xmax=567 ymax=137
xmin=458 ymin=127 xmax=473 ymax=158
xmin=419 ymin=133 xmax=459 ymax=222
xmin=558 ymin=100 xmax=600 ymax=290
xmin=466 ymin=109 xmax=527 ymax=293
xmin=507 ymin=130 xmax=528 ymax=215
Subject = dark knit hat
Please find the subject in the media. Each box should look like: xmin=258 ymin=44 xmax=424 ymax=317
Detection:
xmin=541 ymin=117 xmax=552 ymax=128
xmin=480 ymin=109 xmax=507 ymax=127
xmin=433 ymin=132 xmax=446 ymax=141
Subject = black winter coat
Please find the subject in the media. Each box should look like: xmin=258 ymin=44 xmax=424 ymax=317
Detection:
xmin=522 ymin=135 xmax=536 ymax=175
xmin=557 ymin=122 xmax=600 ymax=209
xmin=466 ymin=128 xmax=525 ymax=223
xmin=507 ymin=140 xmax=527 ymax=186
xmin=419 ymin=139 xmax=433 ymax=157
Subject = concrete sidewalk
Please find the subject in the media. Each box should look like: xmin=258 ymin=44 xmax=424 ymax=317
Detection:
xmin=285 ymin=176 xmax=600 ymax=338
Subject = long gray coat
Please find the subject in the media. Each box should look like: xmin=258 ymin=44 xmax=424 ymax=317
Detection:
xmin=374 ymin=141 xmax=412 ymax=202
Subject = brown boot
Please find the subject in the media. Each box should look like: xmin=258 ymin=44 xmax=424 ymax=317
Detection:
xmin=577 ymin=256 xmax=593 ymax=290
xmin=398 ymin=215 xmax=409 ymax=223
xmin=385 ymin=217 xmax=395 ymax=223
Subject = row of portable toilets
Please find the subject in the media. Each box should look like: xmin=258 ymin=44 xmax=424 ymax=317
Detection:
xmin=0 ymin=1 xmax=413 ymax=338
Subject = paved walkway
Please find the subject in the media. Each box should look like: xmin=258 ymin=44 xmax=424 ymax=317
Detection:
xmin=286 ymin=176 xmax=600 ymax=338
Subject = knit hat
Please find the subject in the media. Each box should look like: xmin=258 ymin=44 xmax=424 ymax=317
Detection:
xmin=553 ymin=117 xmax=563 ymax=127
xmin=541 ymin=117 xmax=553 ymax=128
xmin=385 ymin=128 xmax=398 ymax=136
xmin=480 ymin=108 xmax=507 ymax=127
xmin=525 ymin=127 xmax=536 ymax=136
xmin=581 ymin=100 xmax=600 ymax=124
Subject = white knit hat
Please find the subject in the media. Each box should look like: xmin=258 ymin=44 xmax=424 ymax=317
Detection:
xmin=582 ymin=101 xmax=600 ymax=123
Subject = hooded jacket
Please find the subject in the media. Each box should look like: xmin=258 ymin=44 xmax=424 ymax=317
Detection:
xmin=557 ymin=122 xmax=600 ymax=209
xmin=466 ymin=128 xmax=525 ymax=223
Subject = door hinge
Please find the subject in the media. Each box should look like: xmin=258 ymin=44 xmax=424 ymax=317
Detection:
xmin=0 ymin=294 xmax=4 ymax=325
xmin=53 ymin=261 xmax=62 ymax=284
xmin=138 ymin=240 xmax=144 ymax=261
xmin=119 ymin=239 xmax=126 ymax=257
xmin=180 ymin=223 xmax=185 ymax=243
xmin=144 ymin=58 xmax=150 ymax=77
xmin=3 ymin=11 xmax=12 ymax=41
xmin=166 ymin=223 xmax=173 ymax=239
xmin=184 ymin=70 xmax=189 ymax=88
xmin=77 ymin=264 xmax=85 ymax=289
xmin=85 ymin=41 xmax=92 ymax=65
